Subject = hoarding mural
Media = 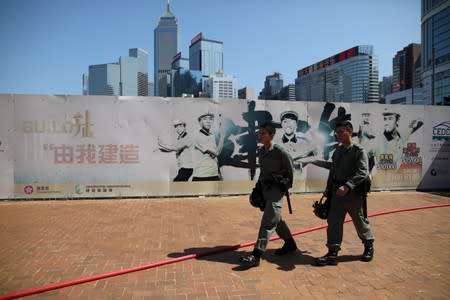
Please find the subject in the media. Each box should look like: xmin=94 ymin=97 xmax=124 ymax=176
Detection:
xmin=0 ymin=94 xmax=448 ymax=199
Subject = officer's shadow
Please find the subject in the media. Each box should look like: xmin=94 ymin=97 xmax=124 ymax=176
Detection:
xmin=167 ymin=246 xmax=317 ymax=272
xmin=262 ymin=249 xmax=316 ymax=271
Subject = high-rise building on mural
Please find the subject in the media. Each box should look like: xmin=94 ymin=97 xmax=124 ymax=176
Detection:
xmin=295 ymin=45 xmax=379 ymax=103
xmin=421 ymin=0 xmax=450 ymax=105
xmin=154 ymin=1 xmax=179 ymax=96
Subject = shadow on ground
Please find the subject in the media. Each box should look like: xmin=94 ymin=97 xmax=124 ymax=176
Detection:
xmin=167 ymin=246 xmax=337 ymax=271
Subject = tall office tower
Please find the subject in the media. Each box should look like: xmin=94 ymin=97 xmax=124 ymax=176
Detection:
xmin=154 ymin=1 xmax=179 ymax=96
xmin=86 ymin=48 xmax=148 ymax=96
xmin=392 ymin=43 xmax=421 ymax=92
xmin=148 ymin=82 xmax=155 ymax=96
xmin=295 ymin=46 xmax=379 ymax=103
xmin=204 ymin=72 xmax=237 ymax=99
xmin=238 ymin=87 xmax=255 ymax=100
xmin=379 ymin=76 xmax=393 ymax=102
xmin=88 ymin=63 xmax=121 ymax=95
xmin=120 ymin=48 xmax=149 ymax=96
xmin=279 ymin=84 xmax=296 ymax=101
xmin=82 ymin=73 xmax=89 ymax=95
xmin=189 ymin=32 xmax=224 ymax=85
xmin=259 ymin=72 xmax=284 ymax=100
xmin=421 ymin=0 xmax=450 ymax=105
xmin=171 ymin=52 xmax=202 ymax=97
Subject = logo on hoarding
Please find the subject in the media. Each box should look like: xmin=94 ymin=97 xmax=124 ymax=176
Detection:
xmin=22 ymin=110 xmax=94 ymax=137
xmin=432 ymin=121 xmax=450 ymax=141
xmin=430 ymin=168 xmax=449 ymax=176
xmin=24 ymin=185 xmax=34 ymax=194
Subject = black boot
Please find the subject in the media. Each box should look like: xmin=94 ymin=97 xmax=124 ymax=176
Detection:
xmin=275 ymin=238 xmax=298 ymax=256
xmin=315 ymin=250 xmax=339 ymax=266
xmin=361 ymin=241 xmax=374 ymax=262
xmin=239 ymin=248 xmax=262 ymax=269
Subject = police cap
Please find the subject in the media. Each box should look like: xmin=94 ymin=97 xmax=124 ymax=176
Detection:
xmin=280 ymin=110 xmax=298 ymax=122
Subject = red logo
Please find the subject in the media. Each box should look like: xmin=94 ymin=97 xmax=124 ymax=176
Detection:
xmin=24 ymin=185 xmax=34 ymax=194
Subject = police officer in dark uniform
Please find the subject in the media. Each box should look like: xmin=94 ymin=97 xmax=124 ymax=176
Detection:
xmin=315 ymin=120 xmax=375 ymax=266
xmin=239 ymin=122 xmax=297 ymax=269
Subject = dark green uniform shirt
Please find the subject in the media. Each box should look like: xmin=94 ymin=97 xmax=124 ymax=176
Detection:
xmin=258 ymin=143 xmax=294 ymax=190
xmin=326 ymin=143 xmax=369 ymax=192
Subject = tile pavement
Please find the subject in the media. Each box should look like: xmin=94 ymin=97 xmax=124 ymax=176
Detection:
xmin=0 ymin=191 xmax=449 ymax=299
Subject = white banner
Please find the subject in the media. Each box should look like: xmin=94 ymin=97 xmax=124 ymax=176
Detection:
xmin=0 ymin=94 xmax=448 ymax=199
xmin=417 ymin=106 xmax=450 ymax=190
xmin=0 ymin=96 xmax=14 ymax=198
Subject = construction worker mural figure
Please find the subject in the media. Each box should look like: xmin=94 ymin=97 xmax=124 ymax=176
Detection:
xmin=157 ymin=119 xmax=194 ymax=181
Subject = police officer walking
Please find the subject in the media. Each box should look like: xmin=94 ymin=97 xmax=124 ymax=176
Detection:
xmin=315 ymin=120 xmax=375 ymax=266
xmin=239 ymin=122 xmax=297 ymax=269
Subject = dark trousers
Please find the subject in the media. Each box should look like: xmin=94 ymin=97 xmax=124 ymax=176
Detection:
xmin=327 ymin=192 xmax=374 ymax=250
xmin=192 ymin=176 xmax=220 ymax=181
xmin=173 ymin=168 xmax=193 ymax=181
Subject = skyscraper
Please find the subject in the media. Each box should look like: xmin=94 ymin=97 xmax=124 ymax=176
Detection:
xmin=189 ymin=32 xmax=224 ymax=82
xmin=295 ymin=46 xmax=379 ymax=103
xmin=120 ymin=48 xmax=149 ymax=96
xmin=259 ymin=72 xmax=284 ymax=100
xmin=421 ymin=0 xmax=450 ymax=105
xmin=392 ymin=43 xmax=421 ymax=92
xmin=85 ymin=48 xmax=148 ymax=96
xmin=379 ymin=76 xmax=393 ymax=102
xmin=204 ymin=72 xmax=237 ymax=99
xmin=154 ymin=1 xmax=179 ymax=97
xmin=170 ymin=52 xmax=202 ymax=97
xmin=87 ymin=63 xmax=120 ymax=95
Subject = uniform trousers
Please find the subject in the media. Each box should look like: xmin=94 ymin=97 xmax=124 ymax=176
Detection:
xmin=255 ymin=187 xmax=293 ymax=252
xmin=326 ymin=191 xmax=374 ymax=250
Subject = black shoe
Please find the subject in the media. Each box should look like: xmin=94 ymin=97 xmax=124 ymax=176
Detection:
xmin=315 ymin=251 xmax=338 ymax=266
xmin=361 ymin=245 xmax=374 ymax=262
xmin=275 ymin=238 xmax=298 ymax=256
xmin=239 ymin=254 xmax=260 ymax=269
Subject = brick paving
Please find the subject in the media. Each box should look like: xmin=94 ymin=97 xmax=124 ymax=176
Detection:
xmin=0 ymin=191 xmax=449 ymax=300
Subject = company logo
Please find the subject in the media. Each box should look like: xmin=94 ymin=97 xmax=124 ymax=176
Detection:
xmin=22 ymin=110 xmax=94 ymax=137
xmin=432 ymin=121 xmax=450 ymax=141
xmin=24 ymin=185 xmax=34 ymax=194
xmin=430 ymin=168 xmax=449 ymax=176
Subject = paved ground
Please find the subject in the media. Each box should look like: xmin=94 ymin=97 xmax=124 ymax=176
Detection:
xmin=0 ymin=191 xmax=449 ymax=300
